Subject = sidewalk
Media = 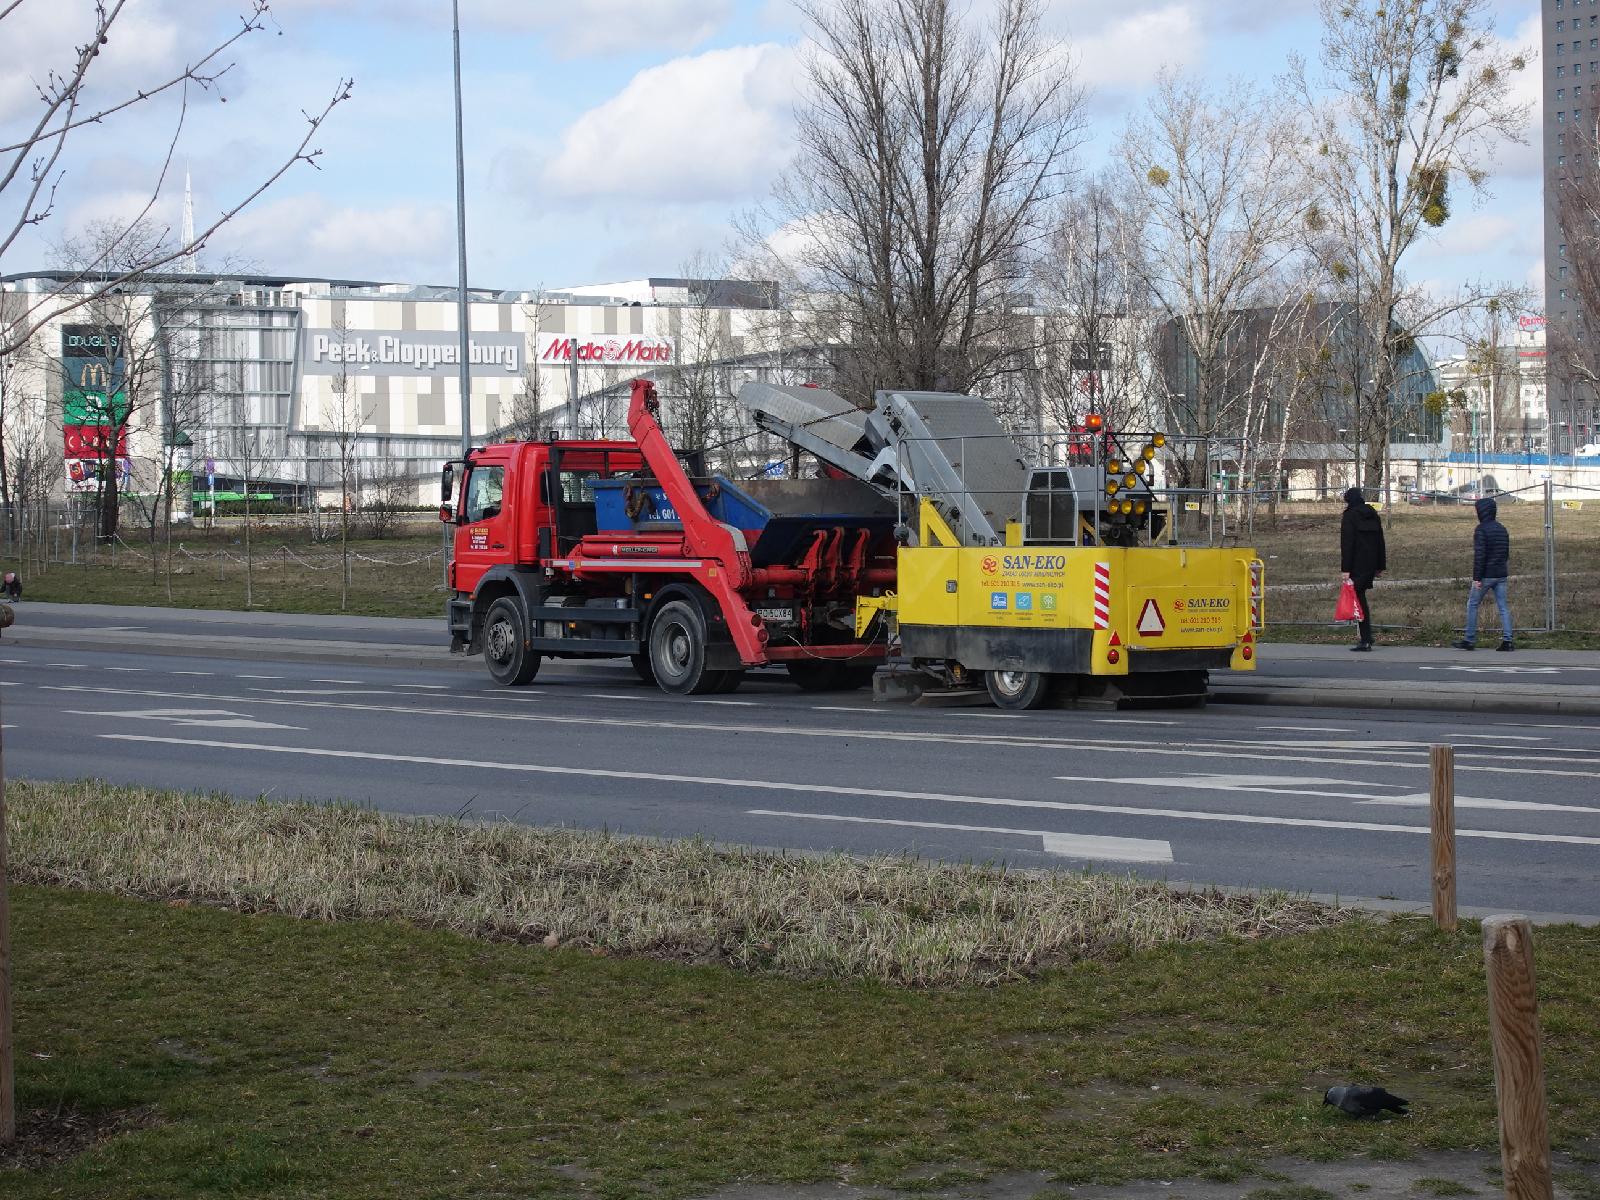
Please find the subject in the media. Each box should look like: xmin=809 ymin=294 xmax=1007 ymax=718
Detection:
xmin=5 ymin=600 xmax=1600 ymax=716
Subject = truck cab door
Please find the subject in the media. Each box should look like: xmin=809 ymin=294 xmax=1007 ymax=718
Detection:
xmin=453 ymin=461 xmax=512 ymax=597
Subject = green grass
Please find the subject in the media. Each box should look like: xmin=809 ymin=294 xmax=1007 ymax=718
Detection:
xmin=4 ymin=783 xmax=1600 ymax=1198
xmin=1 ymin=524 xmax=445 ymax=618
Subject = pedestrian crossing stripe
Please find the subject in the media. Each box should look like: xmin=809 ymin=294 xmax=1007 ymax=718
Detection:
xmin=1136 ymin=598 xmax=1165 ymax=636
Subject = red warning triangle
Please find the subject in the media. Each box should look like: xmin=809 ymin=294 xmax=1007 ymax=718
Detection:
xmin=1242 ymin=629 xmax=1254 ymax=643
xmin=1136 ymin=598 xmax=1165 ymax=636
xmin=1108 ymin=631 xmax=1122 ymax=646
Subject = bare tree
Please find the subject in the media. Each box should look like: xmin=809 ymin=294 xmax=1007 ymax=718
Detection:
xmin=504 ymin=289 xmax=553 ymax=441
xmin=1292 ymin=0 xmax=1529 ymax=481
xmin=1121 ymin=72 xmax=1307 ymax=487
xmin=324 ymin=315 xmax=369 ymax=609
xmin=1036 ymin=173 xmax=1161 ymax=436
xmin=0 ymin=2 xmax=351 ymax=358
xmin=756 ymin=0 xmax=1085 ymax=402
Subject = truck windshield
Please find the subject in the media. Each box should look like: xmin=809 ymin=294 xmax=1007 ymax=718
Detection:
xmin=464 ymin=466 xmax=504 ymax=523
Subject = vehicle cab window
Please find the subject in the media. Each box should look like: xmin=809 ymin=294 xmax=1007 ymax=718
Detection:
xmin=464 ymin=466 xmax=505 ymax=523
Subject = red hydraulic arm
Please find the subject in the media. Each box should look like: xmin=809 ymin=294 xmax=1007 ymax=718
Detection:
xmin=625 ymin=378 xmax=769 ymax=666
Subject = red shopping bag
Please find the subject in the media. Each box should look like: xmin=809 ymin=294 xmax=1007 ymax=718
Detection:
xmin=1334 ymin=579 xmax=1364 ymax=622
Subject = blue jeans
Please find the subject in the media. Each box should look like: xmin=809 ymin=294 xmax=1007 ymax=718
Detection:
xmin=1465 ymin=578 xmax=1512 ymax=644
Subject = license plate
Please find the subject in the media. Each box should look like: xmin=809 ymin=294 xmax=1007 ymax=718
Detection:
xmin=756 ymin=606 xmax=794 ymax=623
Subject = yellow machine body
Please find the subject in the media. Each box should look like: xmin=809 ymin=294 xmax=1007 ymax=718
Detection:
xmin=876 ymin=501 xmax=1262 ymax=679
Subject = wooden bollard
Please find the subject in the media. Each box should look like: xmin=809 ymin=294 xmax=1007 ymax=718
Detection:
xmin=1483 ymin=916 xmax=1553 ymax=1200
xmin=1430 ymin=745 xmax=1457 ymax=931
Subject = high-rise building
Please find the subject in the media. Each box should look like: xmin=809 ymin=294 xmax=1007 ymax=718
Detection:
xmin=1545 ymin=0 xmax=1598 ymax=451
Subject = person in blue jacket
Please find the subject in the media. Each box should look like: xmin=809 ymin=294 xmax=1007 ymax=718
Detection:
xmin=1452 ymin=496 xmax=1513 ymax=651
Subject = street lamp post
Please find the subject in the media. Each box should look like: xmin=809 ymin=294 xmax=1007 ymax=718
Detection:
xmin=451 ymin=0 xmax=472 ymax=459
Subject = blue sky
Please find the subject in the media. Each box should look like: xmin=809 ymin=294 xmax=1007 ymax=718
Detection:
xmin=1 ymin=0 xmax=1543 ymax=309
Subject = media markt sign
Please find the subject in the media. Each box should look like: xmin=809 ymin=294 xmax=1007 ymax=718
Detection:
xmin=301 ymin=330 xmax=524 ymax=377
xmin=536 ymin=332 xmax=675 ymax=368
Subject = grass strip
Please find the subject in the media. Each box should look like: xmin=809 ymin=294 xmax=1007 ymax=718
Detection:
xmin=9 ymin=779 xmax=1344 ymax=987
xmin=3 ymin=782 xmax=1600 ymax=1198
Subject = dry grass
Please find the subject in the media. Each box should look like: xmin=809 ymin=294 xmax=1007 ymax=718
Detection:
xmin=1244 ymin=500 xmax=1600 ymax=636
xmin=8 ymin=779 xmax=1349 ymax=987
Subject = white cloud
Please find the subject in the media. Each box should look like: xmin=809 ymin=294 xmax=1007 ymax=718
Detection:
xmin=270 ymin=0 xmax=732 ymax=56
xmin=541 ymin=44 xmax=799 ymax=204
xmin=219 ymin=195 xmax=453 ymax=280
xmin=1069 ymin=5 xmax=1203 ymax=98
xmin=1491 ymin=12 xmax=1542 ymax=180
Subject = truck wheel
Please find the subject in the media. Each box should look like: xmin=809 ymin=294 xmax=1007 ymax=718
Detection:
xmin=630 ymin=652 xmax=657 ymax=686
xmin=985 ymin=669 xmax=1051 ymax=710
xmin=648 ymin=600 xmax=723 ymax=695
xmin=483 ymin=597 xmax=540 ymax=686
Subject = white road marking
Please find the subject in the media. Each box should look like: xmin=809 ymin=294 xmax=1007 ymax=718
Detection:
xmin=399 ymin=683 xmax=449 ymax=689
xmin=104 ymin=667 xmax=145 ymax=673
xmin=1419 ymin=665 xmax=1600 ymax=674
xmin=1358 ymin=795 xmax=1600 ymax=814
xmin=236 ymin=674 xmax=281 ymax=680
xmin=484 ymin=691 xmax=546 ymax=698
xmin=45 ymin=683 xmax=1600 ymax=779
xmin=47 ymin=663 xmax=84 ymax=668
xmin=693 ymin=699 xmax=758 ymax=706
xmin=171 ymin=671 xmax=213 ymax=676
xmin=68 ymin=708 xmax=304 ymax=731
xmin=747 ymin=809 xmax=1173 ymax=864
xmin=1449 ymin=732 xmax=1550 ymax=742
xmin=1257 ymin=724 xmax=1355 ymax=733
xmin=92 ymin=733 xmax=1600 ymax=848
xmin=312 ymin=678 xmax=362 ymax=685
xmin=0 ymin=681 xmax=19 ymax=687
xmin=1057 ymin=773 xmax=1414 ymax=802
xmin=584 ymin=692 xmax=648 ymax=701
xmin=0 ymin=658 xmax=25 ymax=663
xmin=812 ymin=705 xmax=880 ymax=713
xmin=1094 ymin=718 xmax=1179 ymax=726
xmin=250 ymin=688 xmax=394 ymax=696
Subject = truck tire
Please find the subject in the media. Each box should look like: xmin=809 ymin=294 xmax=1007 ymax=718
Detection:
xmin=648 ymin=600 xmax=724 ymax=695
xmin=483 ymin=596 xmax=540 ymax=686
xmin=985 ymin=668 xmax=1051 ymax=710
xmin=630 ymin=652 xmax=657 ymax=686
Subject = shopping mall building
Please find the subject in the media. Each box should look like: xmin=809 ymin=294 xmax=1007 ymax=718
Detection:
xmin=0 ymin=270 xmax=809 ymax=510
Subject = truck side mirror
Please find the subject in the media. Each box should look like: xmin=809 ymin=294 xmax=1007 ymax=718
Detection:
xmin=441 ymin=462 xmax=456 ymax=503
xmin=438 ymin=504 xmax=454 ymax=524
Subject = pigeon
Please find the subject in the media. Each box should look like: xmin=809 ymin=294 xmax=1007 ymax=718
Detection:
xmin=1323 ymin=1085 xmax=1409 ymax=1118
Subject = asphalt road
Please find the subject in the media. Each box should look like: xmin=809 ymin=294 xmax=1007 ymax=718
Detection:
xmin=5 ymin=641 xmax=1598 ymax=920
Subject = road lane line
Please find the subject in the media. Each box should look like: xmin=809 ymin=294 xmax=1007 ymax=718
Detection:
xmin=236 ymin=674 xmax=281 ymax=680
xmin=693 ymin=699 xmax=758 ymax=706
xmin=1358 ymin=795 xmax=1600 ymax=814
xmin=746 ymin=809 xmax=1173 ymax=864
xmin=1094 ymin=718 xmax=1179 ymax=725
xmin=1056 ymin=772 xmax=1416 ymax=801
xmin=92 ymin=734 xmax=1600 ymax=848
xmin=105 ymin=667 xmax=145 ymax=673
xmin=584 ymin=692 xmax=648 ymax=701
xmin=312 ymin=678 xmax=362 ymax=684
xmin=1257 ymin=724 xmax=1355 ymax=733
xmin=47 ymin=684 xmax=1600 ymax=776
xmin=171 ymin=671 xmax=213 ymax=676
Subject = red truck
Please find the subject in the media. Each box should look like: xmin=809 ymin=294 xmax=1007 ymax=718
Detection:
xmin=443 ymin=379 xmax=897 ymax=693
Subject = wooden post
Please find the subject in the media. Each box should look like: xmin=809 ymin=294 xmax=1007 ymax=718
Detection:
xmin=1483 ymin=916 xmax=1553 ymax=1200
xmin=1430 ymin=744 xmax=1457 ymax=931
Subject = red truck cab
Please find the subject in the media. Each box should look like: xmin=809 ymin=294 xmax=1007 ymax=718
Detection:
xmin=443 ymin=381 xmax=895 ymax=695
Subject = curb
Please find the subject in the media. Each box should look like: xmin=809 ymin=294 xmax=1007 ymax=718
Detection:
xmin=0 ymin=627 xmax=470 ymax=671
xmin=1209 ymin=684 xmax=1600 ymax=717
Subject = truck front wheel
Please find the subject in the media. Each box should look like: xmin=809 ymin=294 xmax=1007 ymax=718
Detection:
xmin=985 ymin=669 xmax=1051 ymax=710
xmin=648 ymin=600 xmax=725 ymax=695
xmin=483 ymin=597 xmax=541 ymax=686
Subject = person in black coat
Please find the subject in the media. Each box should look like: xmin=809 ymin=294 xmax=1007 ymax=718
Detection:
xmin=1340 ymin=487 xmax=1386 ymax=651
xmin=1452 ymin=496 xmax=1513 ymax=651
